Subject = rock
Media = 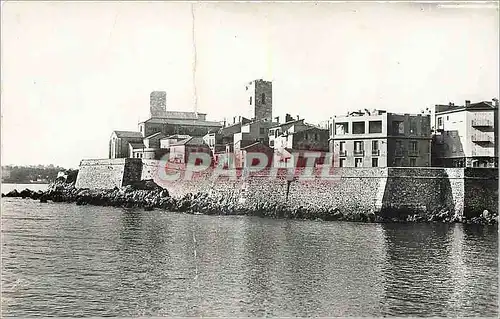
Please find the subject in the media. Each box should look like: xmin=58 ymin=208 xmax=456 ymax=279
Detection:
xmin=76 ymin=197 xmax=88 ymax=206
xmin=20 ymin=189 xmax=33 ymax=199
xmin=39 ymin=194 xmax=49 ymax=203
xmin=5 ymin=189 xmax=19 ymax=197
xmin=30 ymin=191 xmax=43 ymax=200
xmin=482 ymin=210 xmax=490 ymax=220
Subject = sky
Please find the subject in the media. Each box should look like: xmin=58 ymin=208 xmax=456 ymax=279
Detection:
xmin=1 ymin=1 xmax=499 ymax=169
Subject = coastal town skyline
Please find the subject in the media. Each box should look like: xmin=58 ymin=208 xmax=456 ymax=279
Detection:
xmin=2 ymin=2 xmax=499 ymax=168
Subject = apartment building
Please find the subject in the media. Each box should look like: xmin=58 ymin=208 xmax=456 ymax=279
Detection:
xmin=328 ymin=110 xmax=432 ymax=167
xmin=432 ymin=99 xmax=498 ymax=168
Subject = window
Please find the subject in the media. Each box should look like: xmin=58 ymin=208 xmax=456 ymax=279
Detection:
xmin=409 ymin=118 xmax=417 ymax=134
xmin=437 ymin=117 xmax=443 ymax=127
xmin=395 ymin=140 xmax=403 ymax=155
xmin=314 ymin=133 xmax=318 ymax=141
xmin=353 ymin=121 xmax=366 ymax=134
xmin=392 ymin=121 xmax=404 ymax=135
xmin=446 ymin=116 xmax=449 ymax=120
xmin=335 ymin=123 xmax=349 ymax=135
xmin=452 ymin=144 xmax=457 ymax=153
xmin=369 ymin=121 xmax=382 ymax=133
xmin=260 ymin=128 xmax=265 ymax=135
xmin=261 ymin=93 xmax=266 ymax=104
xmin=269 ymin=140 xmax=274 ymax=147
xmin=410 ymin=141 xmax=418 ymax=152
xmin=372 ymin=158 xmax=379 ymax=167
xmin=355 ymin=158 xmax=363 ymax=167
xmin=372 ymin=140 xmax=379 ymax=156
xmin=410 ymin=158 xmax=417 ymax=167
xmin=249 ymin=96 xmax=252 ymax=105
xmin=339 ymin=158 xmax=345 ymax=167
xmin=354 ymin=141 xmax=364 ymax=151
xmin=339 ymin=141 xmax=345 ymax=152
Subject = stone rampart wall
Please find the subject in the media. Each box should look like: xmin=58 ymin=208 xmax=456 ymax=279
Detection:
xmin=463 ymin=168 xmax=498 ymax=217
xmin=75 ymin=158 xmax=498 ymax=217
xmin=75 ymin=158 xmax=142 ymax=189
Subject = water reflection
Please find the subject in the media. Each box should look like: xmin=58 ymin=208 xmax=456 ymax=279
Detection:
xmin=1 ymin=199 xmax=498 ymax=317
xmin=381 ymin=223 xmax=498 ymax=317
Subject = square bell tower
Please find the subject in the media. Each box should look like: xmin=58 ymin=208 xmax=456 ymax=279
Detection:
xmin=245 ymin=79 xmax=272 ymax=121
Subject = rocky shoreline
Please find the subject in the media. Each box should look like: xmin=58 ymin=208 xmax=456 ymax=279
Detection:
xmin=2 ymin=181 xmax=497 ymax=225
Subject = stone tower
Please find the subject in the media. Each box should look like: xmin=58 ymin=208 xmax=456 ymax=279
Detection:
xmin=245 ymin=79 xmax=272 ymax=121
xmin=150 ymin=91 xmax=167 ymax=118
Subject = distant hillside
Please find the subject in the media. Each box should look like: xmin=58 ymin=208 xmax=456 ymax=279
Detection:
xmin=2 ymin=165 xmax=71 ymax=184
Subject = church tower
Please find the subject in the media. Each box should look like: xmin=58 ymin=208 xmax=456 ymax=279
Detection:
xmin=150 ymin=91 xmax=167 ymax=118
xmin=245 ymin=79 xmax=272 ymax=121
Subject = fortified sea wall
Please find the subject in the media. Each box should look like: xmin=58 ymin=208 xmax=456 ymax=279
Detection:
xmin=75 ymin=159 xmax=498 ymax=218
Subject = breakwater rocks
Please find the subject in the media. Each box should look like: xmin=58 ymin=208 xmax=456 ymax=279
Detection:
xmin=2 ymin=181 xmax=498 ymax=225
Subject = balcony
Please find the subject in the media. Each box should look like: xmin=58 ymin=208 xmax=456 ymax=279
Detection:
xmin=472 ymin=133 xmax=493 ymax=143
xmin=353 ymin=150 xmax=365 ymax=156
xmin=372 ymin=149 xmax=380 ymax=156
xmin=339 ymin=150 xmax=347 ymax=157
xmin=472 ymin=119 xmax=493 ymax=127
xmin=394 ymin=149 xmax=404 ymax=156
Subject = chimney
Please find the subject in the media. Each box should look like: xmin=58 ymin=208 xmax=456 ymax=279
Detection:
xmin=150 ymin=91 xmax=167 ymax=117
xmin=233 ymin=116 xmax=236 ymax=124
xmin=493 ymin=98 xmax=499 ymax=107
xmin=274 ymin=116 xmax=280 ymax=124
xmin=223 ymin=118 xmax=227 ymax=127
xmin=465 ymin=100 xmax=471 ymax=107
xmin=296 ymin=115 xmax=300 ymax=120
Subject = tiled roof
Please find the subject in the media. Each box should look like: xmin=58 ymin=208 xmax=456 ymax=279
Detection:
xmin=113 ymin=131 xmax=143 ymax=138
xmin=160 ymin=111 xmax=207 ymax=120
xmin=144 ymin=132 xmax=166 ymax=139
xmin=141 ymin=118 xmax=222 ymax=127
xmin=170 ymin=136 xmax=207 ymax=146
xmin=161 ymin=134 xmax=191 ymax=140
xmin=129 ymin=142 xmax=145 ymax=149
xmin=240 ymin=141 xmax=272 ymax=151
xmin=270 ymin=119 xmax=304 ymax=129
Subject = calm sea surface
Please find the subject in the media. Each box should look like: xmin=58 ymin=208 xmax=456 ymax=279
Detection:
xmin=1 ymin=184 xmax=498 ymax=317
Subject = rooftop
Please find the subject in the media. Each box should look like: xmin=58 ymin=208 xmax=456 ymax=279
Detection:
xmin=435 ymin=99 xmax=499 ymax=114
xmin=170 ymin=136 xmax=207 ymax=146
xmin=144 ymin=132 xmax=166 ymax=139
xmin=113 ymin=131 xmax=143 ymax=139
xmin=129 ymin=142 xmax=145 ymax=149
xmin=140 ymin=118 xmax=222 ymax=127
xmin=156 ymin=111 xmax=207 ymax=120
xmin=161 ymin=134 xmax=191 ymax=140
xmin=240 ymin=141 xmax=272 ymax=151
xmin=270 ymin=119 xmax=305 ymax=129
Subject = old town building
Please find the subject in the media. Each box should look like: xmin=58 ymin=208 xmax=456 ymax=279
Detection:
xmin=109 ymin=131 xmax=144 ymax=159
xmin=432 ymin=99 xmax=498 ymax=168
xmin=269 ymin=118 xmax=329 ymax=167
